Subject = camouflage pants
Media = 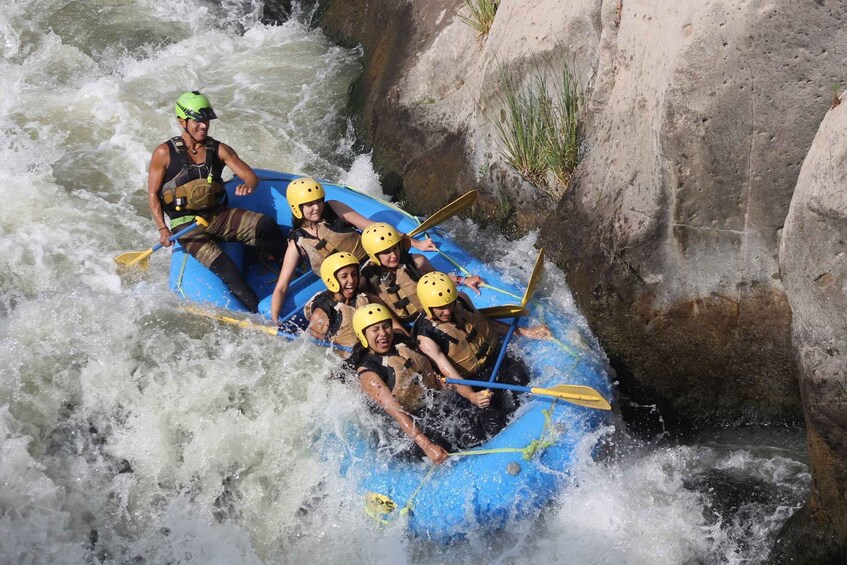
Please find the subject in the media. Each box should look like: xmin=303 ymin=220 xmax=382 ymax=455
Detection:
xmin=176 ymin=208 xmax=282 ymax=267
xmin=174 ymin=208 xmax=284 ymax=312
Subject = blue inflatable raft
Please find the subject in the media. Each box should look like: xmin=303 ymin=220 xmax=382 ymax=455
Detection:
xmin=168 ymin=170 xmax=615 ymax=541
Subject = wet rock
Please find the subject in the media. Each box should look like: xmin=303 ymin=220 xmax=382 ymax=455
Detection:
xmin=313 ymin=0 xmax=584 ymax=225
xmin=776 ymin=95 xmax=847 ymax=562
xmin=539 ymin=0 xmax=847 ymax=427
xmin=262 ymin=0 xmax=291 ymax=25
xmin=312 ymin=0 xmax=847 ymax=427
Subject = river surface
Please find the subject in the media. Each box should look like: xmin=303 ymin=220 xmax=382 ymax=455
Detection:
xmin=0 ymin=1 xmax=810 ymax=563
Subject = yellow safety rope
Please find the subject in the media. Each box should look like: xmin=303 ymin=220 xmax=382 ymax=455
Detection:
xmin=398 ymin=464 xmax=438 ymax=517
xmin=537 ymin=305 xmax=580 ymax=357
xmin=435 ymin=247 xmax=524 ymax=302
xmin=396 ymin=403 xmax=561 ymax=517
xmin=450 ymin=406 xmax=560 ymax=460
xmin=176 ymin=252 xmax=190 ymax=298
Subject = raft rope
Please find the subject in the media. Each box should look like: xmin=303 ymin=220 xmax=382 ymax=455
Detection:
xmin=434 ymin=246 xmax=524 ymax=302
xmin=175 ymin=252 xmax=190 ymax=298
xmin=537 ymin=305 xmax=579 ymax=357
xmin=395 ymin=402 xmax=562 ymax=518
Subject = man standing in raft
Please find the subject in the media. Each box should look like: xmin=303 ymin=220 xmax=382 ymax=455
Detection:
xmin=147 ymin=91 xmax=285 ymax=313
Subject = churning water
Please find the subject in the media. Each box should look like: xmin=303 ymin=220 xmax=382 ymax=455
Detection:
xmin=0 ymin=0 xmax=809 ymax=563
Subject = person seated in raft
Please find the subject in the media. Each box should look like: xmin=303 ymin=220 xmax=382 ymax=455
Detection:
xmin=413 ymin=271 xmax=551 ymax=391
xmin=147 ymin=91 xmax=286 ymax=313
xmin=349 ymin=304 xmax=500 ymax=465
xmin=359 ymin=222 xmax=484 ymax=325
xmin=304 ymin=251 xmax=408 ymax=352
xmin=270 ymin=178 xmax=436 ymax=322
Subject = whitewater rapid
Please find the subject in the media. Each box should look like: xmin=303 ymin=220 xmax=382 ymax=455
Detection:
xmin=0 ymin=0 xmax=809 ymax=563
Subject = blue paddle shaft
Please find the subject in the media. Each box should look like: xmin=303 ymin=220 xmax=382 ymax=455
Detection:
xmin=488 ymin=316 xmax=520 ymax=382
xmin=151 ymin=220 xmax=200 ymax=252
xmin=446 ymin=378 xmax=530 ymax=394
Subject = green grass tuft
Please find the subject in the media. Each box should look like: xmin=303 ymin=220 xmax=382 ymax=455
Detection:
xmin=458 ymin=0 xmax=499 ymax=39
xmin=494 ymin=61 xmax=583 ymax=197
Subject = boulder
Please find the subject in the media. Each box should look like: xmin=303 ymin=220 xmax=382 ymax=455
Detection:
xmin=540 ymin=0 xmax=847 ymax=425
xmin=313 ymin=0 xmax=598 ymax=226
xmin=312 ymin=0 xmax=847 ymax=424
xmin=774 ymin=97 xmax=847 ymax=563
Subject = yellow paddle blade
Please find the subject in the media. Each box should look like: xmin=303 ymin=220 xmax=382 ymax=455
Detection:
xmin=521 ymin=248 xmax=544 ymax=307
xmin=115 ymin=248 xmax=154 ymax=269
xmin=115 ymin=218 xmax=208 ymax=270
xmin=364 ymin=492 xmax=398 ymax=524
xmin=478 ymin=304 xmax=528 ymax=318
xmin=408 ymin=190 xmax=477 ymax=237
xmin=530 ymin=384 xmax=612 ymax=410
xmin=183 ymin=306 xmax=279 ymax=336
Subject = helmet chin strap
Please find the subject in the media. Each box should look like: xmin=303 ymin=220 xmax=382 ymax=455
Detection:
xmin=180 ymin=121 xmax=205 ymax=151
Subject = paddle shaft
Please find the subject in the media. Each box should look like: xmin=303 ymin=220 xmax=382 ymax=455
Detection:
xmin=445 ymin=378 xmax=609 ymax=406
xmin=446 ymin=378 xmax=538 ymax=395
xmin=488 ymin=317 xmax=519 ymax=383
xmin=183 ymin=305 xmax=352 ymax=352
xmin=487 ymin=248 xmax=543 ymax=383
xmin=155 ymin=220 xmax=200 ymax=251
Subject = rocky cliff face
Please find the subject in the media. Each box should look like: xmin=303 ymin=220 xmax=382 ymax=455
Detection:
xmin=540 ymin=1 xmax=847 ymax=425
xmin=312 ymin=0 xmax=847 ymax=557
xmin=314 ymin=0 xmax=847 ymax=424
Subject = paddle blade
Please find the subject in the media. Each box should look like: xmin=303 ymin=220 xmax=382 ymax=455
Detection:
xmin=408 ymin=190 xmax=477 ymax=237
xmin=364 ymin=492 xmax=399 ymax=524
xmin=115 ymin=249 xmax=153 ymax=269
xmin=183 ymin=306 xmax=280 ymax=336
xmin=478 ymin=304 xmax=528 ymax=318
xmin=521 ymin=248 xmax=544 ymax=307
xmin=532 ymin=384 xmax=612 ymax=410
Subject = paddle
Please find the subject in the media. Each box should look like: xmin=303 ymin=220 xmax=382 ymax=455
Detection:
xmin=183 ymin=305 xmax=353 ymax=352
xmin=478 ymin=304 xmax=527 ymax=318
xmin=487 ymin=248 xmax=544 ymax=382
xmin=115 ymin=217 xmax=209 ymax=269
xmin=407 ymin=190 xmax=477 ymax=238
xmin=445 ymin=378 xmax=611 ymax=410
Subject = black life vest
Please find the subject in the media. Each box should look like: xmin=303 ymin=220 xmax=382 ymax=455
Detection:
xmin=358 ymin=342 xmax=440 ymax=412
xmin=304 ymin=290 xmax=371 ymax=349
xmin=159 ymin=136 xmax=227 ymax=218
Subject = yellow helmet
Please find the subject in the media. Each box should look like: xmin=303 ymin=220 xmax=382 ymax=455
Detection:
xmin=361 ymin=222 xmax=402 ymax=265
xmin=287 ymin=177 xmax=326 ymax=219
xmin=320 ymin=252 xmax=360 ymax=293
xmin=352 ymin=304 xmax=393 ymax=348
xmin=417 ymin=272 xmax=458 ymax=316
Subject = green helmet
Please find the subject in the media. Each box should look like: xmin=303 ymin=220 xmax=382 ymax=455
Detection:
xmin=175 ymin=91 xmax=218 ymax=121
